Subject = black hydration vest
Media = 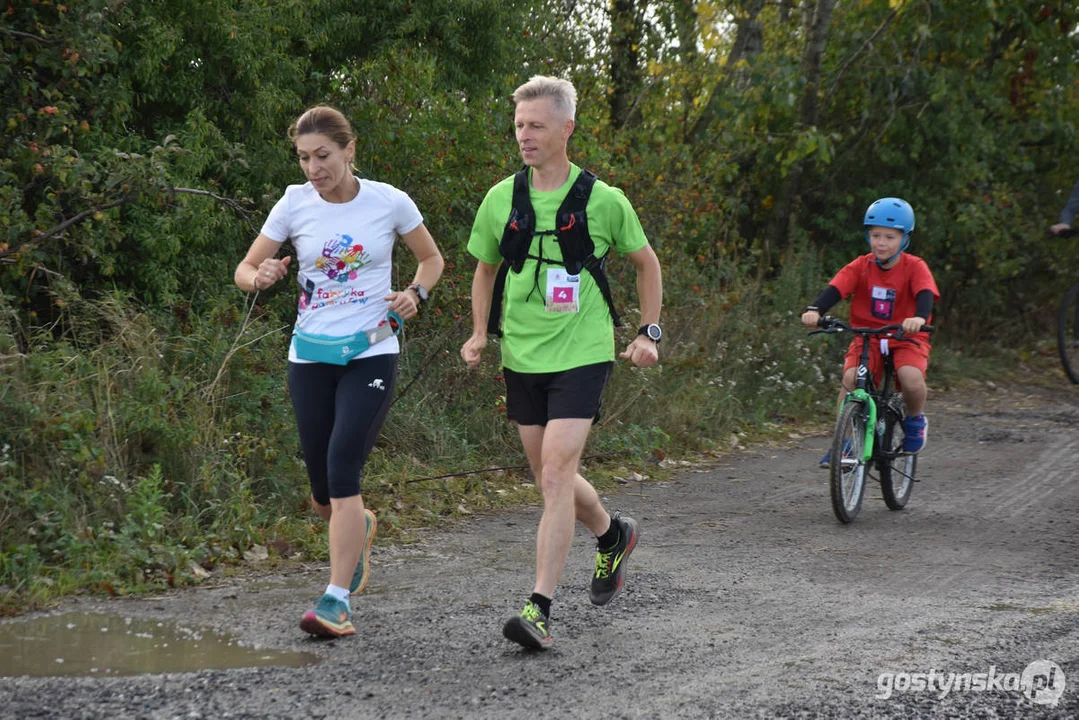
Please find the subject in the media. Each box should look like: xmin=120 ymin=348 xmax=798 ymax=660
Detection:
xmin=486 ymin=168 xmax=622 ymax=337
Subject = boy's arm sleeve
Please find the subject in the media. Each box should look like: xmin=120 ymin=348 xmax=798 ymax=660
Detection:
xmin=915 ymin=289 xmax=934 ymax=320
xmin=808 ymin=285 xmax=842 ymax=314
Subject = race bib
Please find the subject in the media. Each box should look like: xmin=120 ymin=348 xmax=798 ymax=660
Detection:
xmin=871 ymin=286 xmax=896 ymax=320
xmin=545 ymin=268 xmax=580 ymax=313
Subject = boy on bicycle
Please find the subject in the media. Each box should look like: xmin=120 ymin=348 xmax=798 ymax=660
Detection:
xmin=800 ymin=197 xmax=940 ymax=467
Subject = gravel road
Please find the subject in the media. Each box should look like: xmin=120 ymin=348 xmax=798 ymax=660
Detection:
xmin=2 ymin=380 xmax=1078 ymax=719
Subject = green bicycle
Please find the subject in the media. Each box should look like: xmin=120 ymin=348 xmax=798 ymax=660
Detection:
xmin=810 ymin=316 xmax=934 ymax=524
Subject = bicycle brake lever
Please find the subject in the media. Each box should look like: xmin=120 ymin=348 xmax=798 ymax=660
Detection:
xmin=889 ymin=331 xmax=923 ymax=348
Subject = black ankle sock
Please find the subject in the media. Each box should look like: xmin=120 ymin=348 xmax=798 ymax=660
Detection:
xmin=596 ymin=519 xmax=620 ymax=550
xmin=529 ymin=592 xmax=552 ymax=618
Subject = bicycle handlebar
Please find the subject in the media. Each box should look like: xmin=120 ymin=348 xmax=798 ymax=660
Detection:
xmin=808 ymin=316 xmax=934 ymax=343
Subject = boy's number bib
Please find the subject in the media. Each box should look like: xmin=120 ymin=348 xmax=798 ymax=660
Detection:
xmin=871 ymin=286 xmax=896 ymax=320
xmin=545 ymin=268 xmax=580 ymax=313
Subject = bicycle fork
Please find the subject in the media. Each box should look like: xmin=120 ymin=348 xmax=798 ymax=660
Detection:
xmin=841 ymin=389 xmax=877 ymax=462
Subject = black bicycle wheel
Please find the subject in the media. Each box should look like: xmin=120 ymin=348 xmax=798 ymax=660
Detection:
xmin=829 ymin=401 xmax=869 ymax=524
xmin=1058 ymin=284 xmax=1079 ymax=384
xmin=879 ymin=405 xmax=916 ymax=510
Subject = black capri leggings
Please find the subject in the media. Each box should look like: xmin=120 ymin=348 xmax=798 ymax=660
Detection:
xmin=287 ymin=353 xmax=398 ymax=506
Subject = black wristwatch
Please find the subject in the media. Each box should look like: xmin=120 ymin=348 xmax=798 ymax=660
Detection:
xmin=637 ymin=323 xmax=662 ymax=344
xmin=407 ymin=283 xmax=429 ymax=304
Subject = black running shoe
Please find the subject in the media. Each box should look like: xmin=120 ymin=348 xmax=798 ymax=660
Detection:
xmin=502 ymin=599 xmax=552 ymax=650
xmin=589 ymin=514 xmax=639 ymax=606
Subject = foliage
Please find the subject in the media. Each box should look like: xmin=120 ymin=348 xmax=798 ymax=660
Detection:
xmin=2 ymin=0 xmax=1078 ymax=611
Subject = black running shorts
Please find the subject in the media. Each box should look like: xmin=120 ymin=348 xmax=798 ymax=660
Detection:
xmin=503 ymin=361 xmax=614 ymax=426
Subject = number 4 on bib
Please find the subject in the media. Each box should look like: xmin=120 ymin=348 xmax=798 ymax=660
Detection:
xmin=545 ymin=268 xmax=579 ymax=313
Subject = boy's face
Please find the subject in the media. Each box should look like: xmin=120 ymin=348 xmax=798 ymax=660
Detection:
xmin=867 ymin=226 xmax=904 ymax=263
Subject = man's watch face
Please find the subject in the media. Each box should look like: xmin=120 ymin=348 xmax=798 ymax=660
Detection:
xmin=646 ymin=324 xmax=661 ymax=341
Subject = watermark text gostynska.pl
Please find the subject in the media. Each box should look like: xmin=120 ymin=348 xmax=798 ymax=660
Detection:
xmin=875 ymin=661 xmax=1065 ymax=707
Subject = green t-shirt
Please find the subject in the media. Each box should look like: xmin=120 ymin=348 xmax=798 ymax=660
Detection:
xmin=468 ymin=164 xmax=649 ymax=373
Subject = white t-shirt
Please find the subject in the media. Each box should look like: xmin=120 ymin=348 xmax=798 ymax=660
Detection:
xmin=260 ymin=177 xmax=424 ymax=362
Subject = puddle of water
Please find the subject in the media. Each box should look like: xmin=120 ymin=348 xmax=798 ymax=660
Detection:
xmin=0 ymin=613 xmax=318 ymax=678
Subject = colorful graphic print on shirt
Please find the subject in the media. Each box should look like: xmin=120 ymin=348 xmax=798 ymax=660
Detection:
xmin=296 ymin=233 xmax=372 ymax=315
xmin=315 ymin=234 xmax=371 ymax=283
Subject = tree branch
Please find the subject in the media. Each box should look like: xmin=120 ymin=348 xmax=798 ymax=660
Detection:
xmin=0 ymin=186 xmax=257 ymax=261
xmin=1 ymin=29 xmax=52 ymax=45
xmin=169 ymin=187 xmax=258 ymax=234
xmin=825 ymin=8 xmax=899 ymax=102
xmin=0 ymin=195 xmax=136 ymax=260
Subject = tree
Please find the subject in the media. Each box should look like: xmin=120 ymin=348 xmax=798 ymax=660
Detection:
xmin=609 ymin=0 xmax=645 ymax=128
xmin=0 ymin=0 xmax=530 ymax=328
xmin=761 ymin=0 xmax=836 ymax=269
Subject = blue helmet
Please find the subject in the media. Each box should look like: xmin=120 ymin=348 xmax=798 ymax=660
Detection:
xmin=864 ymin=197 xmax=915 ymax=265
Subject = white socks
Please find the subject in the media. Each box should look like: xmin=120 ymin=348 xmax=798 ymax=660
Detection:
xmin=325 ymin=584 xmax=350 ymax=602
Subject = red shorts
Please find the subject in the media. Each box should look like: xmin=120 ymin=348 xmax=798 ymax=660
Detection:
xmin=843 ymin=336 xmax=929 ymax=390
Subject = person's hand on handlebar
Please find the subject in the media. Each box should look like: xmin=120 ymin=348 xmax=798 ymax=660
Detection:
xmin=1051 ymin=223 xmax=1071 ymax=236
xmin=901 ymin=316 xmax=927 ymax=335
xmin=801 ymin=309 xmax=821 ymax=328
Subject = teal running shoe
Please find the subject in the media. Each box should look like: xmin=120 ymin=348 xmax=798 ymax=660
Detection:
xmin=349 ymin=509 xmax=378 ymax=594
xmin=299 ymin=593 xmax=355 ymax=638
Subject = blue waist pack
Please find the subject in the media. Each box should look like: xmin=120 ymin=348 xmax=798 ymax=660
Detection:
xmin=292 ymin=312 xmax=402 ymax=365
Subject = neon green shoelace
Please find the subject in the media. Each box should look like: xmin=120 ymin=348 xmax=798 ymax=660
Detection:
xmin=594 ymin=549 xmax=614 ymax=579
xmin=521 ymin=602 xmax=543 ymax=621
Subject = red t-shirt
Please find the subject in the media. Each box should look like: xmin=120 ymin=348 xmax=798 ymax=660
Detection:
xmin=829 ymin=252 xmax=940 ymax=344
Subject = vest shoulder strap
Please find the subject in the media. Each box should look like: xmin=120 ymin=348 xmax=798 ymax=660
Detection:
xmin=556 ymin=169 xmax=596 ymax=223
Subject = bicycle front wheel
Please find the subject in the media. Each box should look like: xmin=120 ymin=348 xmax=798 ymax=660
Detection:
xmin=1058 ymin=284 xmax=1079 ymax=384
xmin=879 ymin=408 xmax=916 ymax=510
xmin=830 ymin=401 xmax=869 ymax=524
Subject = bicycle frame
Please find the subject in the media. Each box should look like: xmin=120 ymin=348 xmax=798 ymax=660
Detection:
xmin=839 ymin=335 xmax=898 ymax=464
xmin=841 ymin=387 xmax=877 ymax=463
xmin=815 ymin=318 xmax=927 ymax=466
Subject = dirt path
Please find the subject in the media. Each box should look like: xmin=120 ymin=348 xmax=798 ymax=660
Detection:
xmin=3 ymin=380 xmax=1079 ymax=718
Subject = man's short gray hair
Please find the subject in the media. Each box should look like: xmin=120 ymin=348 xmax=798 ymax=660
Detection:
xmin=513 ymin=76 xmax=577 ymax=121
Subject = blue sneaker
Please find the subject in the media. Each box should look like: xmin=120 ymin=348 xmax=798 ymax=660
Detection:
xmin=820 ymin=439 xmax=853 ymax=469
xmin=349 ymin=509 xmax=377 ymax=594
xmin=901 ymin=414 xmax=928 ymax=453
xmin=299 ymin=593 xmax=355 ymax=638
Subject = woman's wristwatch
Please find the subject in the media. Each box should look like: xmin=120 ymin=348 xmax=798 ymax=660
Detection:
xmin=407 ymin=283 xmax=429 ymax=304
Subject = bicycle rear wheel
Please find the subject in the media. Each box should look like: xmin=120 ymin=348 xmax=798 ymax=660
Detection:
xmin=1059 ymin=284 xmax=1079 ymax=384
xmin=830 ymin=401 xmax=869 ymax=524
xmin=879 ymin=407 xmax=916 ymax=510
